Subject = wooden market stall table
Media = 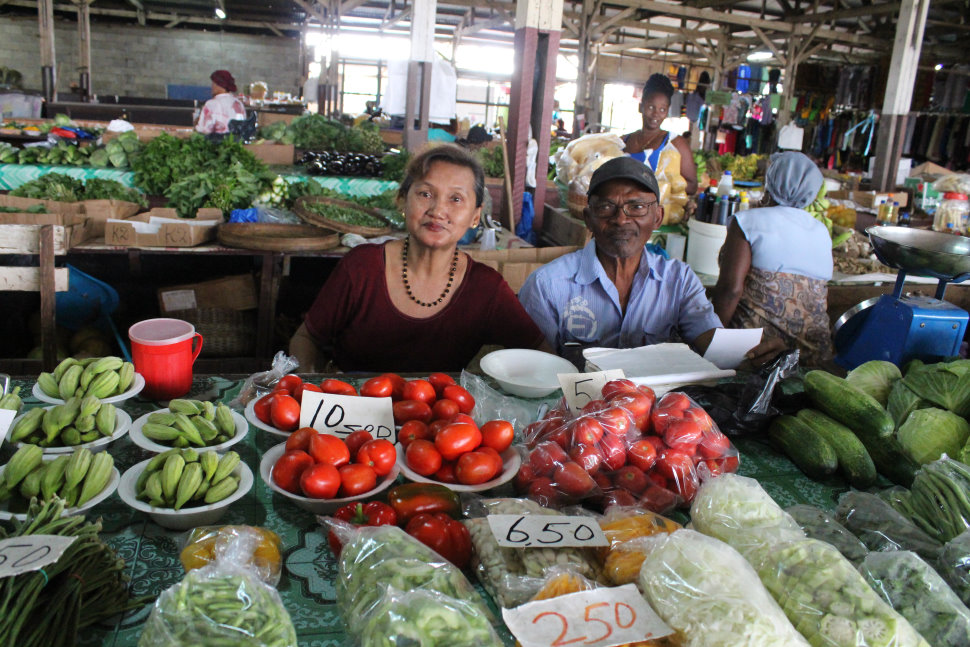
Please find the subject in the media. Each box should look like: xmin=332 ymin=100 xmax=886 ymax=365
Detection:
xmin=2 ymin=372 xmax=854 ymax=647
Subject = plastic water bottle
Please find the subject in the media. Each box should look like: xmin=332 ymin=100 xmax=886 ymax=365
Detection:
xmin=738 ymin=191 xmax=750 ymax=211
xmin=717 ymin=171 xmax=734 ymax=198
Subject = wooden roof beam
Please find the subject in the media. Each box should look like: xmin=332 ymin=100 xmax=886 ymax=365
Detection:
xmin=795 ymin=1 xmax=901 ymax=23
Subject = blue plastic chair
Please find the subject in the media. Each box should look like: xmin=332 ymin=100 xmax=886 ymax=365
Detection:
xmin=55 ymin=265 xmax=131 ymax=361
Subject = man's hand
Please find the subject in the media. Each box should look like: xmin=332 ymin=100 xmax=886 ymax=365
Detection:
xmin=741 ymin=336 xmax=788 ymax=368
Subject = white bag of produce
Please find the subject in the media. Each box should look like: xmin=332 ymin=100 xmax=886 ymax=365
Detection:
xmin=835 ymin=491 xmax=942 ymax=562
xmin=786 ymin=504 xmax=869 ymax=566
xmin=938 ymin=530 xmax=970 ymax=607
xmin=637 ymin=529 xmax=811 ymax=647
xmin=860 ymin=550 xmax=970 ymax=647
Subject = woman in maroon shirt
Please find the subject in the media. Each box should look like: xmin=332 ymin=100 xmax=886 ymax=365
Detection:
xmin=289 ymin=144 xmax=548 ymax=373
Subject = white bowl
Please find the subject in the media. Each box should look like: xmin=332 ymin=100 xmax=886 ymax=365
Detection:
xmin=129 ymin=408 xmax=249 ymax=453
xmin=33 ymin=372 xmax=145 ymax=405
xmin=480 ymin=349 xmax=577 ymax=398
xmin=118 ymin=456 xmax=253 ymax=530
xmin=0 ymin=456 xmax=120 ymax=521
xmin=11 ymin=406 xmax=132 ymax=455
xmin=396 ymin=444 xmax=521 ymax=493
xmin=244 ymin=398 xmax=291 ymax=438
xmin=259 ymin=441 xmax=400 ymax=514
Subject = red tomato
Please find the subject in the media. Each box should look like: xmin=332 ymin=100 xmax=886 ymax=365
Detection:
xmin=300 ymin=463 xmax=341 ymax=499
xmin=431 ymin=399 xmax=461 ymax=421
xmin=651 ymin=406 xmax=678 ymax=437
xmin=398 ymin=420 xmax=431 ymax=447
xmin=271 ymin=449 xmax=314 ymax=494
xmin=718 ymin=455 xmax=740 ymax=473
xmin=270 ymin=394 xmax=301 ymax=432
xmin=253 ymin=393 xmax=275 ymax=424
xmin=380 ymin=373 xmax=407 ymax=401
xmin=434 ymin=423 xmax=482 ymax=461
xmin=320 ymin=379 xmax=358 ymax=397
xmin=699 ymin=459 xmax=724 ymax=478
xmin=601 ymin=379 xmax=638 ymax=401
xmin=338 ymin=463 xmax=378 ymax=497
xmin=442 ymin=385 xmax=475 ymax=414
xmin=554 ymin=461 xmax=597 ymax=498
xmin=598 ymin=432 xmax=627 ymax=471
xmin=405 ymin=439 xmax=443 ymax=476
xmin=514 ymin=463 xmax=535 ymax=493
xmin=450 ymin=413 xmax=478 ymax=429
xmin=285 ymin=427 xmax=318 ymax=453
xmin=603 ymin=489 xmax=639 ymax=508
xmin=434 ymin=460 xmax=458 ymax=484
xmin=570 ymin=417 xmax=605 ymax=446
xmin=660 ymin=392 xmax=691 ymax=411
xmin=627 ymin=439 xmax=658 ymax=472
xmin=456 ymin=451 xmax=500 ymax=485
xmin=477 ymin=446 xmax=505 ymax=475
xmin=277 ymin=374 xmax=303 ymax=394
xmin=294 ymin=382 xmax=322 ymax=404
xmin=480 ymin=420 xmax=514 ymax=453
xmin=308 ymin=434 xmax=351 ymax=468
xmin=656 ymin=449 xmax=696 ymax=489
xmin=644 ymin=435 xmax=666 ymax=454
xmin=684 ymin=406 xmax=713 ymax=429
xmin=593 ymin=470 xmax=612 ymax=492
xmin=525 ymin=414 xmax=566 ymax=447
xmin=344 ymin=429 xmax=374 ymax=461
xmin=647 ymin=471 xmax=669 ymax=489
xmin=360 ymin=376 xmax=394 ymax=398
xmin=639 ymin=484 xmax=679 ymax=513
xmin=393 ymin=399 xmax=433 ymax=425
xmin=597 ymin=406 xmax=634 ymax=438
xmin=543 ymin=424 xmax=571 ymax=450
xmin=528 ymin=477 xmax=562 ymax=508
xmin=581 ymin=399 xmax=609 ymax=415
xmin=428 ymin=372 xmax=457 ymax=397
xmin=403 ymin=379 xmax=436 ymax=406
xmin=613 ymin=465 xmax=649 ymax=495
xmin=663 ymin=419 xmax=703 ymax=453
xmin=609 ymin=391 xmax=652 ymax=432
xmin=356 ymin=439 xmax=397 ymax=476
xmin=569 ymin=443 xmax=603 ymax=474
xmin=529 ymin=441 xmax=569 ymax=477
xmin=428 ymin=419 xmax=449 ymax=438
xmin=697 ymin=429 xmax=731 ymax=459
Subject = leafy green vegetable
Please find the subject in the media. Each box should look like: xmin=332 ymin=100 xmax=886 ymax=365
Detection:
xmin=898 ymin=407 xmax=970 ymax=465
xmin=0 ymin=204 xmax=46 ymax=214
xmin=79 ymin=177 xmax=147 ymax=207
xmin=381 ymin=150 xmax=410 ymax=182
xmin=902 ymin=360 xmax=970 ymax=417
xmin=10 ymin=173 xmax=84 ymax=202
xmin=475 ymin=145 xmax=504 ymax=178
xmin=909 ymin=457 xmax=970 ymax=543
xmin=847 ymin=360 xmax=902 ymax=407
xmin=888 ymin=380 xmax=933 ymax=428
xmin=301 ymin=201 xmax=387 ymax=228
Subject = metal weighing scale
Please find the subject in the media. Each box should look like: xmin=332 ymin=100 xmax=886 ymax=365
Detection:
xmin=834 ymin=226 xmax=970 ymax=370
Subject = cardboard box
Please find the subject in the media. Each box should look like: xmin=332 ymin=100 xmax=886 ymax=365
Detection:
xmin=257 ymin=111 xmax=297 ymax=129
xmin=158 ymin=273 xmax=258 ymax=314
xmin=540 ymin=205 xmax=591 ymax=247
xmin=467 ymin=245 xmax=580 ymax=293
xmin=0 ymin=213 xmax=93 ymax=254
xmin=244 ymin=143 xmax=295 ymax=165
xmin=80 ymin=199 xmax=142 ymax=237
xmin=909 ymin=161 xmax=954 ymax=178
xmin=0 ymin=194 xmax=84 ymax=216
xmin=104 ymin=208 xmax=222 ymax=247
xmin=828 ymin=190 xmax=908 ymax=210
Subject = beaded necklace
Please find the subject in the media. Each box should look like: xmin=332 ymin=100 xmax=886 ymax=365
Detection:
xmin=401 ymin=237 xmax=459 ymax=307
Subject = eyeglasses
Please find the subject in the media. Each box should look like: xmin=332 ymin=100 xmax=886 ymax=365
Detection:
xmin=589 ymin=200 xmax=658 ymax=220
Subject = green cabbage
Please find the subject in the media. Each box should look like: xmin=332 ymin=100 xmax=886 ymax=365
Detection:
xmin=901 ymin=360 xmax=970 ymax=417
xmin=847 ymin=360 xmax=902 ymax=407
xmin=898 ymin=407 xmax=970 ymax=465
xmin=888 ymin=380 xmax=933 ymax=428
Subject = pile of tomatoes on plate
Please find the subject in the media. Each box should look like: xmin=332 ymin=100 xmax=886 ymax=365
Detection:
xmin=272 ymin=427 xmax=396 ymax=499
xmin=516 ymin=380 xmax=739 ymax=512
xmin=402 ymin=416 xmax=514 ymax=487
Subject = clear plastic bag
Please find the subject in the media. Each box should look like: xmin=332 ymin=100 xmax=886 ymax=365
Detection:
xmin=459 ymin=370 xmax=535 ymax=433
xmin=653 ymin=142 xmax=688 ymax=225
xmin=179 ymin=525 xmax=283 ymax=586
xmin=785 ymin=504 xmax=869 ymax=565
xmin=229 ymin=350 xmax=299 ymax=408
xmin=597 ymin=506 xmax=681 ymax=586
xmin=860 ymin=550 xmax=970 ymax=647
xmin=638 ymin=529 xmax=810 ymax=647
xmin=553 ymin=133 xmax=626 ymax=190
xmin=138 ymin=528 xmax=297 ymax=647
xmin=938 ymin=530 xmax=970 ymax=607
xmin=933 ymin=174 xmax=970 ymax=195
xmin=835 ymin=490 xmax=943 ymax=562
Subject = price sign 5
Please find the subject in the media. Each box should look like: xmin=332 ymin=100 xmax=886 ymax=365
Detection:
xmin=502 ymin=584 xmax=672 ymax=647
xmin=557 ymin=370 xmax=626 ymax=414
xmin=0 ymin=409 xmax=15 ymax=444
xmin=299 ymin=391 xmax=396 ymax=443
xmin=0 ymin=535 xmax=77 ymax=580
xmin=487 ymin=514 xmax=608 ymax=548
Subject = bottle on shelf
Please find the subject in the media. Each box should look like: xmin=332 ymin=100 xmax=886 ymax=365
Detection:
xmin=738 ymin=191 xmax=750 ymax=212
xmin=898 ymin=211 xmax=911 ymax=227
xmin=890 ymin=201 xmax=900 ymax=224
xmin=876 ymin=199 xmax=890 ymax=225
xmin=717 ymin=170 xmax=734 ymax=198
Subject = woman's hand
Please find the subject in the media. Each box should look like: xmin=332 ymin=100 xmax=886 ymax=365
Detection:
xmin=741 ymin=337 xmax=788 ymax=368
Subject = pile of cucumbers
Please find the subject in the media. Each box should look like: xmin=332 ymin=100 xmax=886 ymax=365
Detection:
xmin=140 ymin=399 xmax=238 ymax=448
xmin=0 ymin=445 xmax=114 ymax=509
xmin=36 ymin=356 xmax=136 ymax=401
xmin=9 ymin=398 xmax=118 ymax=447
xmin=136 ymin=449 xmax=241 ymax=510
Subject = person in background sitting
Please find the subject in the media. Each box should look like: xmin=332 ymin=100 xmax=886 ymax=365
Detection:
xmin=711 ymin=151 xmax=834 ymax=366
xmin=195 ymin=70 xmax=246 ymax=135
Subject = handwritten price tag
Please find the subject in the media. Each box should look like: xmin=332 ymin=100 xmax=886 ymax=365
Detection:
xmin=0 ymin=535 xmax=77 ymax=580
xmin=558 ymin=370 xmax=626 ymax=413
xmin=0 ymin=409 xmax=16 ymax=444
xmin=503 ymin=584 xmax=672 ymax=647
xmin=299 ymin=391 xmax=396 ymax=443
xmin=487 ymin=514 xmax=608 ymax=548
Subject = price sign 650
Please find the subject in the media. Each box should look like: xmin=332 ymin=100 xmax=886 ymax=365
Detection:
xmin=487 ymin=514 xmax=608 ymax=548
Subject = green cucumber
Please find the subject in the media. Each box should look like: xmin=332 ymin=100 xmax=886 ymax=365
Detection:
xmin=768 ymin=415 xmax=839 ymax=479
xmin=860 ymin=433 xmax=920 ymax=488
xmin=796 ymin=409 xmax=878 ymax=488
xmin=803 ymin=370 xmax=894 ymax=442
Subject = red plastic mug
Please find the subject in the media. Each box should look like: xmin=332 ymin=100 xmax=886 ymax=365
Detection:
xmin=129 ymin=318 xmax=203 ymax=400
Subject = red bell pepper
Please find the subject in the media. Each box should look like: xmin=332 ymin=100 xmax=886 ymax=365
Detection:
xmin=387 ymin=482 xmax=461 ymax=524
xmin=327 ymin=501 xmax=398 ymax=556
xmin=405 ymin=512 xmax=472 ymax=569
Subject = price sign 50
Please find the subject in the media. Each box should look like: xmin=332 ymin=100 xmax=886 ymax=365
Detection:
xmin=503 ymin=584 xmax=672 ymax=647
xmin=557 ymin=370 xmax=626 ymax=414
xmin=487 ymin=514 xmax=608 ymax=548
xmin=299 ymin=391 xmax=396 ymax=442
xmin=0 ymin=535 xmax=77 ymax=580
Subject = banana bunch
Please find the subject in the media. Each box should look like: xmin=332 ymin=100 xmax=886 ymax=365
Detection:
xmin=0 ymin=386 xmax=22 ymax=414
xmin=36 ymin=356 xmax=136 ymax=401
xmin=141 ymin=399 xmax=237 ymax=448
xmin=8 ymin=397 xmax=118 ymax=447
xmin=136 ymin=449 xmax=241 ymax=510
xmin=806 ymin=182 xmax=833 ymax=229
xmin=0 ymin=445 xmax=114 ymax=509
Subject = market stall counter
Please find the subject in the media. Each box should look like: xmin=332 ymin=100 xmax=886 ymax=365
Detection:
xmin=1 ymin=372 xmax=852 ymax=647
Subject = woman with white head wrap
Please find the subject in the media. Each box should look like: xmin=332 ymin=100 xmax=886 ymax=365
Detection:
xmin=711 ymin=152 xmax=835 ymax=366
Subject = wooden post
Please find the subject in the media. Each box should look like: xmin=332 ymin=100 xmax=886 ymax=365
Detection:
xmin=39 ymin=225 xmax=57 ymax=371
xmin=38 ymin=0 xmax=56 ymax=101
xmin=872 ymin=0 xmax=930 ymax=191
xmin=403 ymin=0 xmax=436 ymax=151
xmin=74 ymin=0 xmax=92 ymax=99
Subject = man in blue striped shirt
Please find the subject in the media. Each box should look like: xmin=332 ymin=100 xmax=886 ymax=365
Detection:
xmin=519 ymin=156 xmax=782 ymax=366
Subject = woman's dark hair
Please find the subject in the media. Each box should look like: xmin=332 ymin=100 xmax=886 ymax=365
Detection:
xmin=397 ymin=144 xmax=486 ymax=208
xmin=642 ymin=73 xmax=675 ymax=101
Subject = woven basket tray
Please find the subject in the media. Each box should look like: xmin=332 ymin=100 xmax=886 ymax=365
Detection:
xmin=169 ymin=308 xmax=255 ymax=357
xmin=217 ymin=223 xmax=340 ymax=252
xmin=293 ymin=195 xmax=392 ymax=237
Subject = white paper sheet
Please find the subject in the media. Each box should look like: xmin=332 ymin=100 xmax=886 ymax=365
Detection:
xmin=703 ymin=328 xmax=763 ymax=369
xmin=583 ymin=343 xmax=735 ymax=388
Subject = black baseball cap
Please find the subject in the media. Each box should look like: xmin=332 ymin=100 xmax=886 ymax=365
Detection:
xmin=588 ymin=156 xmax=661 ymax=198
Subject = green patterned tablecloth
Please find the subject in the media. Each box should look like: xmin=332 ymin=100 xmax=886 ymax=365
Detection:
xmin=4 ymin=376 xmax=850 ymax=647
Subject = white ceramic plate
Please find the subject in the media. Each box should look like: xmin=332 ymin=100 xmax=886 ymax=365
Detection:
xmin=0 ymin=457 xmax=120 ymax=521
xmin=33 ymin=372 xmax=146 ymax=405
xmin=118 ymin=456 xmax=253 ymax=531
xmin=11 ymin=406 xmax=132 ymax=455
xmin=259 ymin=441 xmax=400 ymax=514
xmin=396 ymin=444 xmax=521 ymax=492
xmin=480 ymin=349 xmax=576 ymax=398
xmin=244 ymin=398 xmax=291 ymax=438
xmin=129 ymin=408 xmax=249 ymax=454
